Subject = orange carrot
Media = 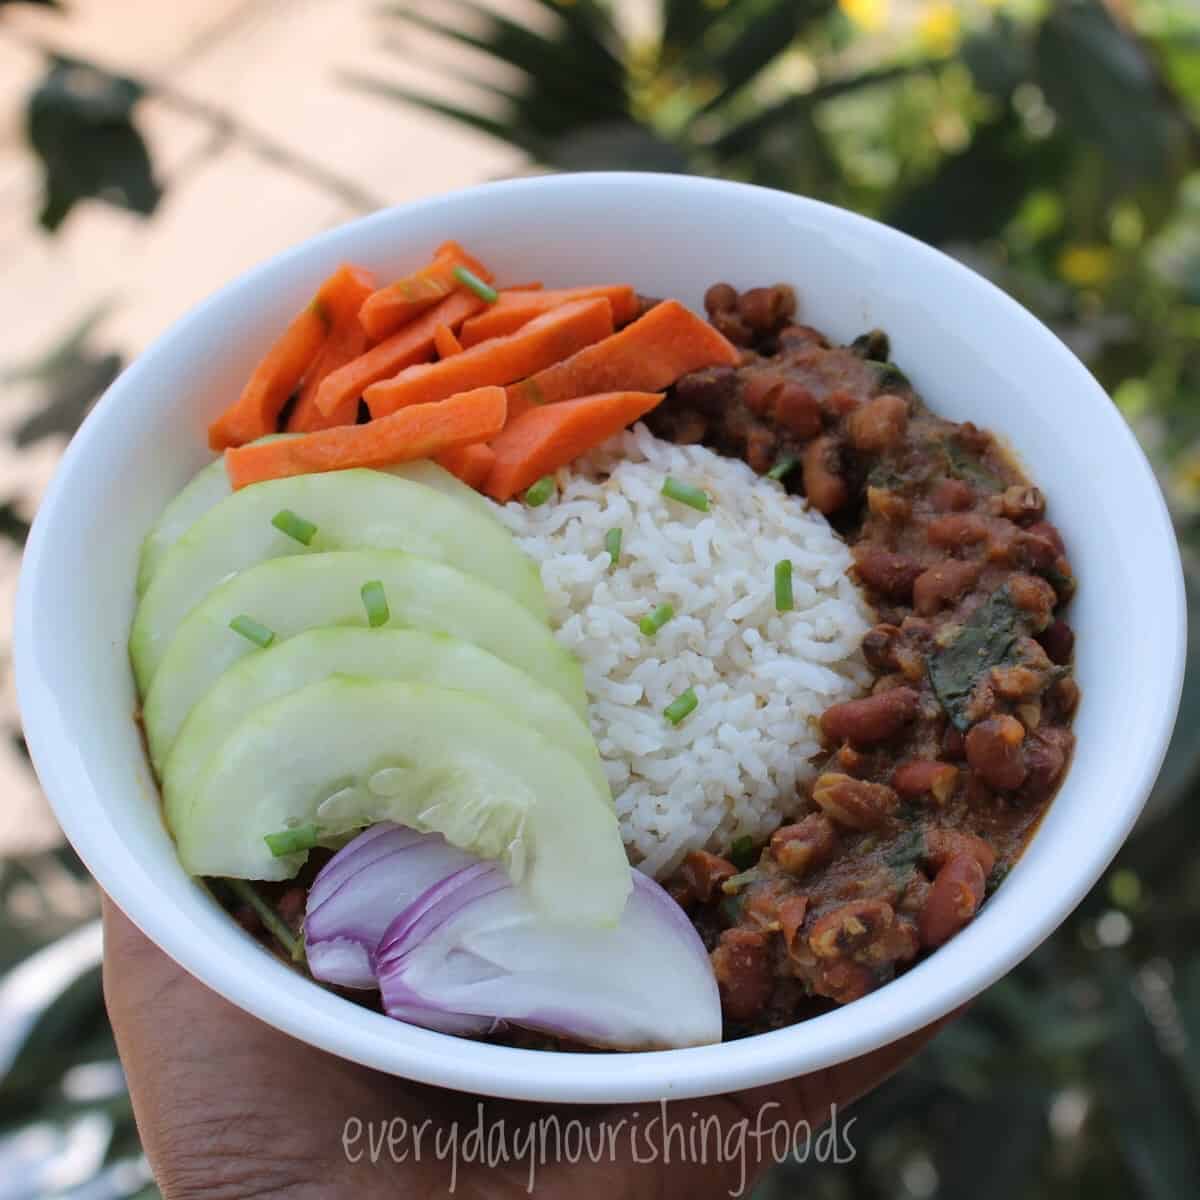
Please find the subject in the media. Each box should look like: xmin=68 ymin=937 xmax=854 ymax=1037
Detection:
xmin=208 ymin=264 xmax=373 ymax=451
xmin=434 ymin=324 xmax=463 ymax=358
xmin=226 ymin=386 xmax=506 ymax=489
xmin=287 ymin=268 xmax=378 ymax=432
xmin=314 ymin=289 xmax=486 ymax=418
xmin=485 ymin=392 xmax=665 ymax=502
xmin=365 ymin=297 xmax=615 ymax=419
xmin=505 ymin=300 xmax=738 ymax=421
xmin=359 ymin=241 xmax=493 ymax=340
xmin=459 ymin=285 xmax=639 ymax=348
xmin=436 ymin=442 xmax=497 ymax=489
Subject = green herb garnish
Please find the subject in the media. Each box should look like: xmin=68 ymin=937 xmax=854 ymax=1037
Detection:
xmin=730 ymin=835 xmax=757 ymax=871
xmin=605 ymin=527 xmax=623 ymax=568
xmin=767 ymin=455 xmax=798 ymax=481
xmin=774 ymin=559 xmax=794 ymax=612
xmin=639 ymin=603 xmax=675 ymax=638
xmin=271 ymin=508 xmax=317 ymax=546
xmin=662 ymin=477 xmax=710 ymax=512
xmin=264 ymin=823 xmax=322 ymax=858
xmin=452 ymin=265 xmax=499 ymax=304
xmin=229 ymin=615 xmax=275 ymax=648
xmin=222 ymin=878 xmax=303 ymax=962
xmin=524 ymin=475 xmax=555 ymax=506
xmin=664 ymin=687 xmax=699 ymax=726
xmin=361 ymin=580 xmax=390 ymax=628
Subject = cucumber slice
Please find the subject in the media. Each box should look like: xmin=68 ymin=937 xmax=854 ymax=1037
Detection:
xmin=131 ymin=469 xmax=545 ymax=692
xmin=175 ymin=677 xmax=631 ymax=926
xmin=142 ymin=550 xmax=585 ymax=766
xmin=162 ymin=627 xmax=609 ymax=832
xmin=136 ymin=450 xmax=499 ymax=597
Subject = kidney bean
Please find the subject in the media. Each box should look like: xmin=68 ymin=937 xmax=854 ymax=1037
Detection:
xmin=744 ymin=425 xmax=778 ymax=474
xmin=774 ymin=381 xmax=823 ymax=438
xmin=924 ymin=829 xmax=996 ymax=874
xmin=738 ymin=284 xmax=797 ymax=335
xmin=673 ymin=365 xmax=737 ymax=415
xmin=892 ymin=759 xmax=960 ymax=804
xmin=1039 ymin=619 xmax=1075 ymax=665
xmin=802 ymin=436 xmax=849 ymax=514
xmin=1007 ymin=574 xmax=1057 ymax=629
xmin=809 ymin=899 xmax=919 ymax=970
xmin=1013 ymin=530 xmax=1060 ymax=573
xmin=847 ymin=393 xmax=908 ymax=452
xmin=704 ymin=282 xmax=738 ymax=315
xmin=820 ymin=687 xmax=920 ymax=746
xmin=743 ymin=371 xmax=784 ymax=416
xmin=925 ymin=512 xmax=990 ymax=548
xmin=1049 ymin=675 xmax=1080 ymax=718
xmin=812 ymin=773 xmax=900 ymax=830
xmin=966 ymin=714 xmax=1028 ymax=790
xmin=991 ymin=664 xmax=1046 ymax=700
xmin=824 ymin=388 xmax=860 ymax=417
xmin=941 ymin=726 xmax=966 ymax=761
xmin=711 ymin=928 xmax=773 ymax=1021
xmin=770 ymin=812 xmax=838 ymax=876
xmin=931 ymin=478 xmax=976 ymax=511
xmin=862 ymin=623 xmax=904 ymax=672
xmin=919 ymin=854 xmax=986 ymax=947
xmin=866 ymin=486 xmax=912 ymax=523
xmin=913 ymin=559 xmax=983 ymax=616
xmin=1021 ymin=726 xmax=1074 ymax=802
xmin=1000 ymin=485 xmax=1046 ymax=524
xmin=1027 ymin=520 xmax=1065 ymax=554
xmin=680 ymin=850 xmax=738 ymax=903
xmin=853 ymin=547 xmax=925 ymax=600
xmin=712 ymin=308 xmax=752 ymax=346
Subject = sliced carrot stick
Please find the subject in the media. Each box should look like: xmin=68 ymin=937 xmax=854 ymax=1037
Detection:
xmin=314 ymin=289 xmax=486 ymax=418
xmin=208 ymin=264 xmax=373 ymax=451
xmin=287 ymin=268 xmax=378 ymax=432
xmin=505 ymin=300 xmax=738 ymax=421
xmin=459 ymin=285 xmax=639 ymax=348
xmin=485 ymin=391 xmax=665 ymax=502
xmin=434 ymin=324 xmax=463 ymax=358
xmin=359 ymin=241 xmax=493 ymax=340
xmin=226 ymin=386 xmax=507 ymax=489
xmin=436 ymin=442 xmax=497 ymax=489
xmin=365 ymin=297 xmax=615 ymax=419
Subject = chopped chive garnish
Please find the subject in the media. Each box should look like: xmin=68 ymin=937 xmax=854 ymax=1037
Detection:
xmin=223 ymin=878 xmax=303 ymax=962
xmin=639 ymin=603 xmax=675 ymax=637
xmin=767 ymin=455 xmax=798 ymax=481
xmin=272 ymin=508 xmax=317 ymax=545
xmin=264 ymin=823 xmax=322 ymax=858
xmin=230 ymin=615 xmax=275 ymax=648
xmin=605 ymin=527 xmax=623 ymax=568
xmin=361 ymin=580 xmax=390 ymax=628
xmin=730 ymin=835 xmax=757 ymax=870
xmin=775 ymin=559 xmax=794 ymax=612
xmin=664 ymin=687 xmax=698 ymax=726
xmin=662 ymin=477 xmax=710 ymax=512
xmin=524 ymin=475 xmax=555 ymax=506
xmin=452 ymin=265 xmax=499 ymax=304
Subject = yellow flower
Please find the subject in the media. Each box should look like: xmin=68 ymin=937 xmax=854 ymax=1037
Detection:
xmin=840 ymin=0 xmax=890 ymax=33
xmin=1058 ymin=245 xmax=1115 ymax=288
xmin=917 ymin=1 xmax=962 ymax=55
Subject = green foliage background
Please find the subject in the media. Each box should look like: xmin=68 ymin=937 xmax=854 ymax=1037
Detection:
xmin=2 ymin=0 xmax=1199 ymax=1195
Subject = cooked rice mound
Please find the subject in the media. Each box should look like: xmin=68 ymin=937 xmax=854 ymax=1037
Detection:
xmin=496 ymin=426 xmax=874 ymax=878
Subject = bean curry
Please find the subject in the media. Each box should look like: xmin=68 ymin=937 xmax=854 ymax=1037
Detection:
xmin=651 ymin=283 xmax=1078 ymax=1035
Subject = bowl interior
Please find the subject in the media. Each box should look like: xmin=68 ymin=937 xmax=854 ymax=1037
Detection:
xmin=15 ymin=173 xmax=1186 ymax=1103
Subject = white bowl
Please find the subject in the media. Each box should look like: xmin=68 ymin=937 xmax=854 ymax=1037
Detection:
xmin=14 ymin=173 xmax=1187 ymax=1103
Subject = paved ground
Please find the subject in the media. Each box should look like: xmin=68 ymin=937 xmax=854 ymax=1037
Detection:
xmin=0 ymin=0 xmax=537 ymax=853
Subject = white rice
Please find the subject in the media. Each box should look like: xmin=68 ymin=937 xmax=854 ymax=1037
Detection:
xmin=495 ymin=425 xmax=874 ymax=878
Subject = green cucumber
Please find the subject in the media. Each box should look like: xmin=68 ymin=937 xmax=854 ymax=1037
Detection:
xmin=131 ymin=469 xmax=545 ymax=692
xmin=135 ymin=449 xmax=500 ymax=597
xmin=162 ymin=627 xmax=609 ymax=831
xmin=175 ymin=677 xmax=631 ymax=926
xmin=141 ymin=550 xmax=585 ymax=765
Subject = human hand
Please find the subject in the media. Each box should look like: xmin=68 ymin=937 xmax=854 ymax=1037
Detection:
xmin=102 ymin=894 xmax=949 ymax=1199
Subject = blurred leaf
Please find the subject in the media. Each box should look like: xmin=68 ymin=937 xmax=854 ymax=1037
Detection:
xmin=25 ymin=58 xmax=160 ymax=231
xmin=961 ymin=24 xmax=1033 ymax=100
xmin=549 ymin=121 xmax=689 ymax=172
xmin=1035 ymin=2 xmax=1182 ymax=183
xmin=0 ymin=504 xmax=30 ymax=547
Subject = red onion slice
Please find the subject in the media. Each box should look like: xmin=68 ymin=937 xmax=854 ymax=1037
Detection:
xmin=305 ymin=824 xmax=475 ymax=988
xmin=376 ymin=862 xmax=722 ymax=1050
